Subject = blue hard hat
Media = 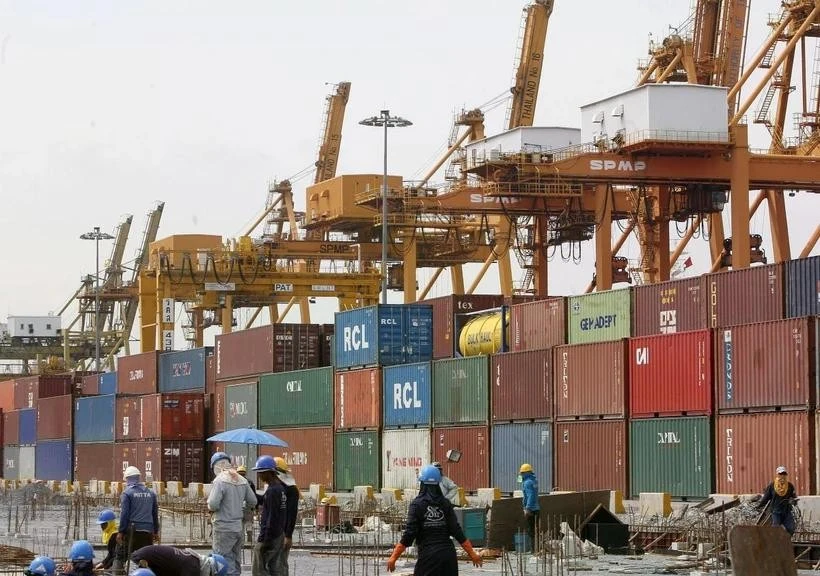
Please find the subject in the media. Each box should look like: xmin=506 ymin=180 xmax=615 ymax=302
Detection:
xmin=208 ymin=553 xmax=228 ymax=576
xmin=130 ymin=569 xmax=156 ymax=576
xmin=419 ymin=464 xmax=442 ymax=485
xmin=69 ymin=540 xmax=95 ymax=562
xmin=210 ymin=451 xmax=231 ymax=468
xmin=252 ymin=455 xmax=276 ymax=472
xmin=96 ymin=508 xmax=116 ymax=524
xmin=27 ymin=556 xmax=56 ymax=576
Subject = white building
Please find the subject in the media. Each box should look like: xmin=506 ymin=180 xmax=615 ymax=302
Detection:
xmin=464 ymin=126 xmax=582 ymax=169
xmin=7 ymin=315 xmax=62 ymax=339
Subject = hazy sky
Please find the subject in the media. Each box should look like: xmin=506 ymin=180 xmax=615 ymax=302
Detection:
xmin=0 ymin=1 xmax=817 ymax=350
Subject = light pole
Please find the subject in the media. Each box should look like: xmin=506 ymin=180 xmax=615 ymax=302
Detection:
xmin=359 ymin=110 xmax=412 ymax=304
xmin=80 ymin=226 xmax=114 ymax=372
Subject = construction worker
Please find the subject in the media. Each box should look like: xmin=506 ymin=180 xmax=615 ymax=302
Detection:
xmin=520 ymin=463 xmax=540 ymax=544
xmin=207 ymin=452 xmax=259 ymax=576
xmin=432 ymin=461 xmax=460 ymax=507
xmin=24 ymin=556 xmax=56 ymax=576
xmin=115 ymin=466 xmax=159 ymax=573
xmin=252 ymin=455 xmax=287 ymax=576
xmin=95 ymin=508 xmax=118 ymax=570
xmin=63 ymin=540 xmax=95 ymax=576
xmin=237 ymin=464 xmax=262 ymax=506
xmin=274 ymin=456 xmax=299 ymax=575
xmin=387 ymin=464 xmax=482 ymax=574
xmin=758 ymin=465 xmax=798 ymax=536
xmin=131 ymin=545 xmax=228 ymax=576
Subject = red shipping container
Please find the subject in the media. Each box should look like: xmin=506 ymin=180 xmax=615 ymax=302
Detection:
xmin=3 ymin=410 xmax=19 ymax=444
xmin=554 ymin=420 xmax=628 ymax=495
xmin=423 ymin=295 xmax=505 ymax=359
xmin=81 ymin=373 xmax=99 ymax=395
xmin=632 ymin=276 xmax=708 ymax=336
xmin=707 ymin=264 xmax=785 ymax=329
xmin=206 ymin=355 xmax=216 ymax=396
xmin=114 ymin=440 xmax=205 ymax=484
xmin=260 ymin=426 xmax=334 ymax=489
xmin=210 ymin=381 xmax=230 ymax=433
xmin=629 ymin=330 xmax=712 ymax=418
xmin=116 ymin=393 xmax=205 ymax=441
xmin=715 ymin=411 xmax=815 ymax=495
xmin=13 ymin=375 xmax=72 ymax=409
xmin=553 ymin=341 xmax=628 ymax=419
xmin=334 ymin=368 xmax=381 ymax=430
xmin=432 ymin=425 xmax=489 ymax=492
xmin=215 ymin=324 xmax=322 ymax=380
xmin=36 ymin=394 xmax=73 ymax=440
xmin=491 ymin=349 xmax=552 ymax=421
xmin=117 ymin=351 xmax=159 ymax=395
xmin=0 ymin=380 xmax=16 ymax=412
xmin=74 ymin=443 xmax=115 ymax=482
xmin=716 ymin=317 xmax=816 ymax=412
xmin=510 ymin=298 xmax=567 ymax=352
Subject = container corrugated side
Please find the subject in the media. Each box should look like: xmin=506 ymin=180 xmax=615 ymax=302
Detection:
xmin=115 ymin=441 xmax=205 ymax=484
xmin=215 ymin=325 xmax=322 ymax=380
xmin=13 ymin=375 xmax=72 ymax=409
xmin=629 ymin=330 xmax=712 ymax=418
xmin=553 ymin=341 xmax=627 ymax=419
xmin=259 ymin=367 xmax=332 ymax=428
xmin=510 ymin=297 xmax=567 ymax=351
xmin=159 ymin=347 xmax=211 ymax=392
xmin=224 ymin=381 xmax=259 ymax=430
xmin=381 ymin=428 xmax=432 ymax=489
xmin=36 ymin=394 xmax=72 ymax=440
xmin=567 ymin=289 xmax=631 ymax=344
xmin=491 ymin=349 xmax=552 ymax=422
xmin=383 ymin=363 xmax=432 ymax=428
xmin=432 ymin=356 xmax=489 ymax=425
xmin=432 ymin=425 xmax=489 ymax=492
xmin=75 ymin=394 xmax=116 ymax=443
xmin=785 ymin=255 xmax=819 ymax=318
xmin=554 ymin=420 xmax=627 ymax=495
xmin=117 ymin=351 xmax=159 ymax=395
xmin=18 ymin=446 xmax=34 ymax=479
xmin=81 ymin=373 xmax=100 ymax=395
xmin=100 ymin=372 xmax=117 ymax=395
xmin=35 ymin=439 xmax=73 ymax=481
xmin=259 ymin=426 xmax=334 ymax=489
xmin=425 ymin=295 xmax=505 ymax=359
xmin=716 ymin=317 xmax=816 ymax=412
xmin=629 ymin=416 xmax=712 ymax=498
xmin=334 ymin=368 xmax=381 ymax=430
xmin=715 ymin=411 xmax=815 ymax=495
xmin=117 ymin=393 xmax=205 ymax=441
xmin=2 ymin=445 xmax=19 ymax=480
xmin=334 ymin=430 xmax=380 ymax=490
xmin=632 ymin=276 xmax=708 ymax=336
xmin=491 ymin=422 xmax=552 ymax=494
xmin=74 ymin=443 xmax=114 ymax=482
xmin=3 ymin=410 xmax=19 ymax=445
xmin=707 ymin=263 xmax=785 ymax=328
xmin=0 ymin=380 xmax=15 ymax=412
xmin=19 ymin=408 xmax=36 ymax=445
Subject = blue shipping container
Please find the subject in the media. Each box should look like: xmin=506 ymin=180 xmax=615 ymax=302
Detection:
xmin=491 ymin=422 xmax=553 ymax=494
xmin=74 ymin=395 xmax=116 ymax=443
xmin=35 ymin=439 xmax=73 ymax=481
xmin=159 ymin=347 xmax=211 ymax=392
xmin=334 ymin=305 xmax=433 ymax=370
xmin=383 ymin=362 xmax=432 ymax=427
xmin=19 ymin=408 xmax=36 ymax=445
xmin=785 ymin=255 xmax=820 ymax=318
xmin=99 ymin=372 xmax=118 ymax=395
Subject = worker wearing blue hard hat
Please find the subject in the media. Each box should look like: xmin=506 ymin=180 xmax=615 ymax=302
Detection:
xmin=62 ymin=540 xmax=95 ymax=576
xmin=252 ymin=454 xmax=287 ymax=576
xmin=95 ymin=508 xmax=118 ymax=570
xmin=131 ymin=545 xmax=228 ymax=576
xmin=25 ymin=556 xmax=56 ymax=576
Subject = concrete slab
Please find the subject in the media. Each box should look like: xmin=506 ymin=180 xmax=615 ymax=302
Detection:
xmin=639 ymin=492 xmax=672 ymax=517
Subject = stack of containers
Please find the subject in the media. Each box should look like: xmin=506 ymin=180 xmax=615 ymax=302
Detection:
xmin=333 ymin=304 xmax=433 ymax=491
xmin=36 ymin=393 xmax=73 ymax=480
xmin=74 ymin=391 xmax=116 ymax=481
xmin=425 ymin=295 xmax=506 ymax=359
xmin=80 ymin=372 xmax=118 ymax=395
xmin=554 ymin=290 xmax=630 ymax=495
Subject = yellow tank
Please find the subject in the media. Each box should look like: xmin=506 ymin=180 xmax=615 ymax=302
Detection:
xmin=458 ymin=310 xmax=510 ymax=357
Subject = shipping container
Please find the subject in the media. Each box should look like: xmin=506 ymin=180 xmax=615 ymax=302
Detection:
xmin=37 ymin=394 xmax=72 ymax=440
xmin=81 ymin=373 xmax=100 ymax=396
xmin=83 ymin=373 xmax=116 ymax=395
xmin=554 ymin=420 xmax=628 ymax=495
xmin=18 ymin=446 xmax=35 ymax=479
xmin=210 ymin=381 xmax=228 ymax=433
xmin=13 ymin=375 xmax=72 ymax=409
xmin=432 ymin=357 xmax=489 ymax=426
xmin=432 ymin=425 xmax=490 ymax=492
xmin=491 ymin=349 xmax=552 ymax=422
xmin=19 ymin=408 xmax=36 ymax=445
xmin=785 ymin=255 xmax=820 ymax=318
xmin=334 ymin=430 xmax=380 ymax=490
xmin=215 ymin=324 xmax=322 ymax=380
xmin=553 ymin=341 xmax=627 ymax=419
xmin=632 ymin=276 xmax=708 ymax=336
xmin=100 ymin=372 xmax=117 ymax=395
xmin=3 ymin=410 xmax=19 ymax=445
xmin=334 ymin=305 xmax=434 ymax=369
xmin=0 ymin=379 xmax=14 ymax=412
xmin=2 ymin=445 xmax=19 ymax=480
xmin=629 ymin=330 xmax=712 ymax=418
xmin=567 ymin=289 xmax=631 ymax=345
xmin=206 ymin=356 xmax=215 ymax=396
xmin=381 ymin=428 xmax=431 ymax=490
xmin=74 ymin=443 xmax=115 ymax=482
xmin=259 ymin=426 xmax=334 ymax=489
xmin=115 ymin=441 xmax=206 ymax=484
xmin=224 ymin=381 xmax=258 ymax=430
xmin=424 ymin=295 xmax=506 ymax=359
xmin=35 ymin=439 xmax=72 ymax=481
xmin=116 ymin=393 xmax=206 ymax=441
xmin=319 ymin=324 xmax=334 ymax=367
xmin=510 ymin=297 xmax=567 ymax=352
xmin=715 ymin=411 xmax=814 ymax=496
xmin=716 ymin=317 xmax=816 ymax=412
xmin=117 ymin=351 xmax=159 ymax=395
xmin=258 ymin=367 xmax=332 ymax=428
xmin=491 ymin=422 xmax=553 ymax=494
xmin=75 ymin=395 xmax=115 ymax=443
xmin=159 ymin=347 xmax=211 ymax=392
xmin=630 ymin=416 xmax=712 ymax=498
xmin=334 ymin=368 xmax=381 ymax=430
xmin=707 ymin=264 xmax=784 ymax=329
xmin=383 ymin=363 xmax=432 ymax=428
xmin=457 ymin=309 xmax=510 ymax=357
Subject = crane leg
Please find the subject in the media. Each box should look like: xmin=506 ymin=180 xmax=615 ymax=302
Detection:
xmin=594 ymin=184 xmax=613 ymax=291
xmin=450 ymin=265 xmax=465 ymax=294
xmin=533 ymin=215 xmax=549 ymax=296
xmin=222 ymin=295 xmax=234 ymax=334
xmin=418 ymin=268 xmax=445 ymax=300
xmin=403 ymin=234 xmax=418 ymax=303
xmin=766 ymin=190 xmax=791 ymax=262
xmin=730 ymin=125 xmax=751 ymax=269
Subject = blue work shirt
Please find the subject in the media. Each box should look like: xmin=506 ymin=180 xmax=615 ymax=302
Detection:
xmin=522 ymin=472 xmax=540 ymax=512
xmin=119 ymin=483 xmax=159 ymax=534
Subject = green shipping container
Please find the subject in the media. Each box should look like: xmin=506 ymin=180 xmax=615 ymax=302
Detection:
xmin=567 ymin=289 xmax=631 ymax=344
xmin=432 ymin=356 xmax=489 ymax=425
xmin=334 ymin=430 xmax=380 ymax=491
xmin=630 ymin=416 xmax=712 ymax=499
xmin=258 ymin=367 xmax=332 ymax=428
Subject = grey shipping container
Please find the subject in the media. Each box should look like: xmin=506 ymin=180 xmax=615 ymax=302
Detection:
xmin=3 ymin=445 xmax=19 ymax=480
xmin=159 ymin=347 xmax=211 ymax=392
xmin=224 ymin=380 xmax=258 ymax=430
xmin=785 ymin=255 xmax=819 ymax=318
xmin=491 ymin=422 xmax=553 ymax=494
xmin=432 ymin=356 xmax=489 ymax=425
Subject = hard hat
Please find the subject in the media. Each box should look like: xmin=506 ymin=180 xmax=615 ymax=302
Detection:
xmin=236 ymin=465 xmax=247 ymax=474
xmin=432 ymin=461 xmax=442 ymax=471
xmin=210 ymin=452 xmax=231 ymax=469
xmin=207 ymin=553 xmax=229 ymax=576
xmin=519 ymin=463 xmax=534 ymax=474
xmin=26 ymin=556 xmax=56 ymax=576
xmin=96 ymin=509 xmax=116 ymax=525
xmin=123 ymin=466 xmax=141 ymax=480
xmin=418 ymin=464 xmax=442 ymax=485
xmin=252 ymin=455 xmax=276 ymax=472
xmin=130 ymin=569 xmax=156 ymax=576
xmin=776 ymin=466 xmax=788 ymax=475
xmin=274 ymin=456 xmax=296 ymax=486
xmin=273 ymin=456 xmax=290 ymax=473
xmin=68 ymin=540 xmax=95 ymax=562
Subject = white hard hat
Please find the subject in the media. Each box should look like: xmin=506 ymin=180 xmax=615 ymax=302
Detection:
xmin=776 ymin=466 xmax=788 ymax=475
xmin=123 ymin=466 xmax=141 ymax=479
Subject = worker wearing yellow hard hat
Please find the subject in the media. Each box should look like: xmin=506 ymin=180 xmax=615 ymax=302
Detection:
xmin=236 ymin=464 xmax=261 ymax=507
xmin=519 ymin=463 xmax=539 ymax=547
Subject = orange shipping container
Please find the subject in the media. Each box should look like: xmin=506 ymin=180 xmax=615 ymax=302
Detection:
xmin=553 ymin=341 xmax=628 ymax=419
xmin=36 ymin=394 xmax=73 ymax=440
xmin=432 ymin=425 xmax=489 ymax=492
xmin=334 ymin=368 xmax=381 ymax=430
xmin=0 ymin=380 xmax=15 ymax=412
xmin=554 ymin=419 xmax=627 ymax=495
xmin=117 ymin=351 xmax=159 ymax=395
xmin=510 ymin=298 xmax=567 ymax=352
xmin=259 ymin=427 xmax=334 ymax=489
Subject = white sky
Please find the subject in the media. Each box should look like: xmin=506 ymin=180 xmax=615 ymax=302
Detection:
xmin=0 ymin=1 xmax=817 ymax=350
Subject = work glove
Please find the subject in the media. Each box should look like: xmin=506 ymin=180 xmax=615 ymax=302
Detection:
xmin=462 ymin=540 xmax=483 ymax=567
xmin=386 ymin=543 xmax=406 ymax=572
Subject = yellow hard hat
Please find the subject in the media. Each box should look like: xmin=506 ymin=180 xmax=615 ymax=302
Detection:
xmin=236 ymin=465 xmax=247 ymax=474
xmin=519 ymin=463 xmax=533 ymax=474
xmin=273 ymin=456 xmax=290 ymax=473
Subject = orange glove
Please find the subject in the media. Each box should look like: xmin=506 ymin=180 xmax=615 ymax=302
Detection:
xmin=462 ymin=540 xmax=483 ymax=567
xmin=386 ymin=543 xmax=406 ymax=572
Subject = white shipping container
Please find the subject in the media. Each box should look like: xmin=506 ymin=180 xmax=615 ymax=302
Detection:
xmin=382 ymin=429 xmax=431 ymax=489
xmin=7 ymin=315 xmax=62 ymax=339
xmin=464 ymin=126 xmax=582 ymax=168
xmin=19 ymin=446 xmax=35 ymax=480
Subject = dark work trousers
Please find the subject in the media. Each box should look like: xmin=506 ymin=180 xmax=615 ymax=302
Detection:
xmin=113 ymin=531 xmax=154 ymax=574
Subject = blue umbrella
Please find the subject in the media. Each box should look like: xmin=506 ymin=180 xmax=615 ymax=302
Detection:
xmin=207 ymin=427 xmax=289 ymax=447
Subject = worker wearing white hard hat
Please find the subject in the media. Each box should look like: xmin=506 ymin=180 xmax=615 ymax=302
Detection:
xmin=757 ymin=465 xmax=798 ymax=536
xmin=114 ymin=466 xmax=159 ymax=574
